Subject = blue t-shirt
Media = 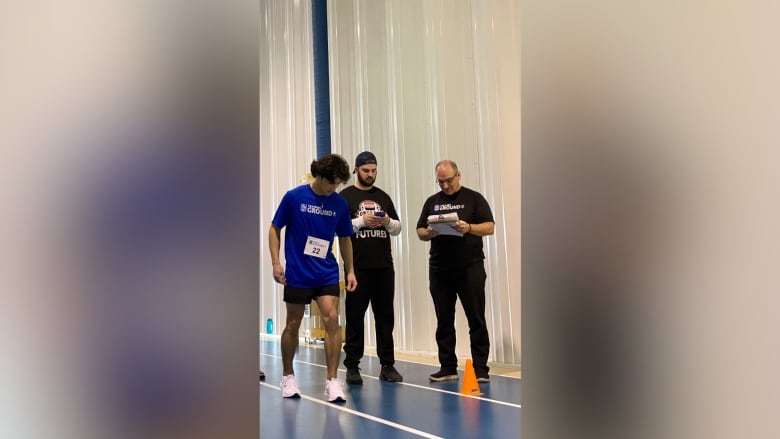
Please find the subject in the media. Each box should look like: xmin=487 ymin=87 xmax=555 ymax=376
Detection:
xmin=271 ymin=184 xmax=353 ymax=288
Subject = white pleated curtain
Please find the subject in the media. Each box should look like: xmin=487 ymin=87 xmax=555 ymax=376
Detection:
xmin=261 ymin=0 xmax=520 ymax=366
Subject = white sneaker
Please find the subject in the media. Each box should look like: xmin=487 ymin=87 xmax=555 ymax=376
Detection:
xmin=324 ymin=378 xmax=346 ymax=402
xmin=280 ymin=374 xmax=300 ymax=398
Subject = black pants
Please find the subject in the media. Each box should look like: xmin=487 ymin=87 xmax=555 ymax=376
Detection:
xmin=429 ymin=262 xmax=490 ymax=372
xmin=343 ymin=267 xmax=396 ymax=368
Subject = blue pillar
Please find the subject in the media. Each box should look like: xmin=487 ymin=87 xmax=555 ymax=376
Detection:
xmin=312 ymin=0 xmax=331 ymax=158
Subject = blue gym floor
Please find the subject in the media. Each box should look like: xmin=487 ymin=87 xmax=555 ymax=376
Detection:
xmin=260 ymin=339 xmax=521 ymax=438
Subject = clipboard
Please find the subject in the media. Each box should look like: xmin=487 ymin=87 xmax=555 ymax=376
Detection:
xmin=427 ymin=213 xmax=463 ymax=237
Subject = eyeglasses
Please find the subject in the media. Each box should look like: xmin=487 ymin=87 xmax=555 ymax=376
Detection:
xmin=436 ymin=174 xmax=459 ymax=186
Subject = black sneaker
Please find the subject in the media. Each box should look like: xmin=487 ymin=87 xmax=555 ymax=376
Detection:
xmin=379 ymin=365 xmax=403 ymax=382
xmin=429 ymin=368 xmax=459 ymax=382
xmin=345 ymin=367 xmax=363 ymax=385
xmin=475 ymin=369 xmax=490 ymax=383
xmin=258 ymin=370 xmax=266 ymax=381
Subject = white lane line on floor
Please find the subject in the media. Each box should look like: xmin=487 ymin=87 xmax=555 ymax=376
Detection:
xmin=260 ymin=354 xmax=522 ymax=409
xmin=259 ymin=346 xmax=522 ymax=380
xmin=260 ymin=382 xmax=443 ymax=439
xmin=369 ymin=355 xmax=522 ymax=380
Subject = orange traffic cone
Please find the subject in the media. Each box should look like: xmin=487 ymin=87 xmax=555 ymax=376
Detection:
xmin=460 ymin=358 xmax=483 ymax=396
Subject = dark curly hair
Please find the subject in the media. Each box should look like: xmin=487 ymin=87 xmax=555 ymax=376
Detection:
xmin=310 ymin=154 xmax=350 ymax=184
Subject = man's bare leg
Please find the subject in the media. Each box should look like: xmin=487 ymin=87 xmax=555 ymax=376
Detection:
xmin=316 ymin=295 xmax=341 ymax=379
xmin=281 ymin=303 xmax=305 ymax=375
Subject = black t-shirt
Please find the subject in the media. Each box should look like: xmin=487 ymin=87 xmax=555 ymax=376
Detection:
xmin=416 ymin=186 xmax=494 ymax=271
xmin=339 ymin=185 xmax=400 ymax=269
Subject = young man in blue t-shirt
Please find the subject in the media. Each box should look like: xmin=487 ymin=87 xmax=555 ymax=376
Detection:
xmin=268 ymin=154 xmax=357 ymax=402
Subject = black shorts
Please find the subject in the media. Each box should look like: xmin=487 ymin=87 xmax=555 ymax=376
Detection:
xmin=283 ymin=284 xmax=340 ymax=304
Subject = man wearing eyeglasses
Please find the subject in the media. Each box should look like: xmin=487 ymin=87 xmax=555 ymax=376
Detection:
xmin=416 ymin=160 xmax=495 ymax=383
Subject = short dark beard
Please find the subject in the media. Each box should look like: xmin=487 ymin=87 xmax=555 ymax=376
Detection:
xmin=357 ymin=174 xmax=374 ymax=188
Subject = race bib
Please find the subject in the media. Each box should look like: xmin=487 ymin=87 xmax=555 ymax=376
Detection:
xmin=303 ymin=236 xmax=329 ymax=259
